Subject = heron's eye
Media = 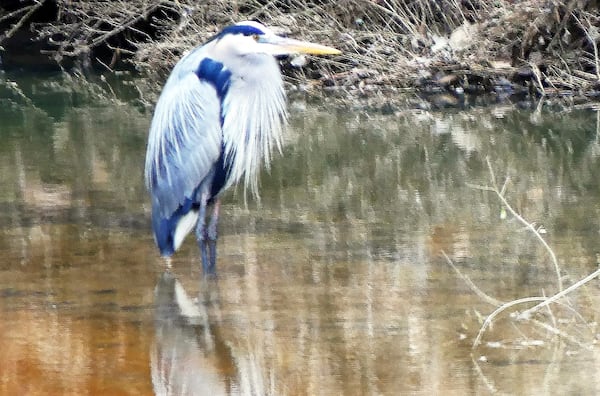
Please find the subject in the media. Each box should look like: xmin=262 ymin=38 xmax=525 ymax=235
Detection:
xmin=251 ymin=34 xmax=260 ymax=41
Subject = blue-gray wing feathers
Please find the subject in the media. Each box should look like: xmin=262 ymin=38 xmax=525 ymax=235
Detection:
xmin=144 ymin=51 xmax=223 ymax=254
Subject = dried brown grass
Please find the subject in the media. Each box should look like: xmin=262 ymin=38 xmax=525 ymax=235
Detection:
xmin=5 ymin=1 xmax=600 ymax=98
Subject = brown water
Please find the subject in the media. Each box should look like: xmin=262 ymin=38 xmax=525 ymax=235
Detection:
xmin=1 ymin=74 xmax=599 ymax=395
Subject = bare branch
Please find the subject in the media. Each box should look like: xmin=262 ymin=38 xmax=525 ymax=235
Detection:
xmin=0 ymin=1 xmax=45 ymax=44
xmin=517 ymin=268 xmax=600 ymax=320
xmin=478 ymin=157 xmax=563 ymax=292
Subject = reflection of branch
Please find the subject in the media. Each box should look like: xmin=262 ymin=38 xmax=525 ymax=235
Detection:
xmin=441 ymin=251 xmax=503 ymax=306
xmin=467 ymin=157 xmax=563 ymax=291
xmin=471 ymin=355 xmax=499 ymax=393
xmin=0 ymin=80 xmax=34 ymax=107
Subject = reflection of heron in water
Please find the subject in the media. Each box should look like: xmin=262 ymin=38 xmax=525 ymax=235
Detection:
xmin=144 ymin=21 xmax=340 ymax=274
xmin=152 ymin=271 xmax=235 ymax=395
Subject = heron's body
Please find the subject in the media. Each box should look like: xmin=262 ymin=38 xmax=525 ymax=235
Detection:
xmin=144 ymin=21 xmax=339 ymax=273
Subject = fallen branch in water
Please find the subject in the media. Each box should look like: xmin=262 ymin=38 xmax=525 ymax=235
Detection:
xmin=515 ymin=267 xmax=600 ymax=320
xmin=441 ymin=157 xmax=600 ymax=392
xmin=443 ymin=157 xmax=598 ymax=352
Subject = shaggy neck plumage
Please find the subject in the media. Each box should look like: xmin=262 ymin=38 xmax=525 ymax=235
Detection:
xmin=219 ymin=53 xmax=286 ymax=198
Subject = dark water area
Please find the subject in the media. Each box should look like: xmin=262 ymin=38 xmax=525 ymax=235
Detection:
xmin=1 ymin=72 xmax=599 ymax=395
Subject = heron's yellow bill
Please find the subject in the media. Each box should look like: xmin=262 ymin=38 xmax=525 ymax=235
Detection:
xmin=264 ymin=36 xmax=341 ymax=56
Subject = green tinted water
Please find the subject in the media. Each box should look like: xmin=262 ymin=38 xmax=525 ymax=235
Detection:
xmin=0 ymin=73 xmax=599 ymax=395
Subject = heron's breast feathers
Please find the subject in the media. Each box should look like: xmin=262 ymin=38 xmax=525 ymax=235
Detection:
xmin=219 ymin=58 xmax=287 ymax=197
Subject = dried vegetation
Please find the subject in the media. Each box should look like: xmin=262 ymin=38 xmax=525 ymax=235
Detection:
xmin=2 ymin=0 xmax=600 ymax=102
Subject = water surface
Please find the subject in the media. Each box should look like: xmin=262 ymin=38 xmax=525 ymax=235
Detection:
xmin=1 ymin=74 xmax=599 ymax=395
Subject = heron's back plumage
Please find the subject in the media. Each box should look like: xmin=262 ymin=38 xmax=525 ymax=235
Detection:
xmin=144 ymin=30 xmax=286 ymax=255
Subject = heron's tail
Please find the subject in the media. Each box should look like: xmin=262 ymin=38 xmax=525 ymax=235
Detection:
xmin=152 ymin=199 xmax=199 ymax=256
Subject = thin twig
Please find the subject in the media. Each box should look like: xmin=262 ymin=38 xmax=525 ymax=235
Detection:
xmin=473 ymin=296 xmax=547 ymax=348
xmin=468 ymin=159 xmax=600 ymax=351
xmin=516 ymin=268 xmax=600 ymax=320
xmin=0 ymin=0 xmax=45 ymax=43
xmin=468 ymin=158 xmax=563 ymax=292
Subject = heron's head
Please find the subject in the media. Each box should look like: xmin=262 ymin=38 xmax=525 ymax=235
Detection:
xmin=210 ymin=21 xmax=341 ymax=58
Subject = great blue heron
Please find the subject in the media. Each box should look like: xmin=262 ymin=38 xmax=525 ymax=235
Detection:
xmin=144 ymin=21 xmax=340 ymax=274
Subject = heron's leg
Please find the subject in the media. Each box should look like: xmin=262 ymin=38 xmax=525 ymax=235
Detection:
xmin=195 ymin=193 xmax=212 ymax=275
xmin=207 ymin=199 xmax=220 ymax=270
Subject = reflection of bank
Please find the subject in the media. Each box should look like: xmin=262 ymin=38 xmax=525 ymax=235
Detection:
xmin=152 ymin=271 xmax=236 ymax=396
